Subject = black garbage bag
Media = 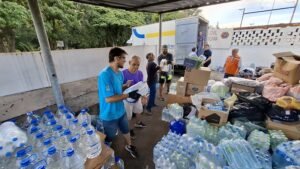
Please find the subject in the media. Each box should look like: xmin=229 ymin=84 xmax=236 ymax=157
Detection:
xmin=267 ymin=104 xmax=299 ymax=122
xmin=229 ymin=102 xmax=266 ymax=122
xmin=236 ymin=92 xmax=272 ymax=112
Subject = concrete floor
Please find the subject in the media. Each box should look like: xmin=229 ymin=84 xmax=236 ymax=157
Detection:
xmin=111 ymin=92 xmax=169 ymax=169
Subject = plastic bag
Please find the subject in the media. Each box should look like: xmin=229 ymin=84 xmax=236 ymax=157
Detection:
xmin=210 ymin=82 xmax=229 ymax=98
xmin=190 ymin=92 xmax=220 ymax=109
xmin=288 ymin=84 xmax=300 ymax=100
xmin=229 ymin=102 xmax=266 ymax=122
xmin=257 ymin=73 xmax=273 ymax=82
xmin=236 ymin=92 xmax=272 ymax=112
xmin=267 ymin=104 xmax=299 ymax=122
xmin=228 ymin=77 xmax=259 ymax=87
xmin=263 ymin=84 xmax=291 ymax=102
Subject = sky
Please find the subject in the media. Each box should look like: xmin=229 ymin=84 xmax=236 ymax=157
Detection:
xmin=199 ymin=0 xmax=300 ymax=28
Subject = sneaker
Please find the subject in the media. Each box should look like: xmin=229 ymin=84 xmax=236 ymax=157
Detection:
xmin=130 ymin=129 xmax=136 ymax=139
xmin=134 ymin=122 xmax=146 ymax=128
xmin=125 ymin=145 xmax=138 ymax=158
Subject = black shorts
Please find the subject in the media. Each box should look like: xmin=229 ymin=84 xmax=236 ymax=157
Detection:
xmin=159 ymin=72 xmax=171 ymax=84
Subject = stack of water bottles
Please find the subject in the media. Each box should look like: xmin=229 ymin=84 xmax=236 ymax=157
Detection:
xmin=272 ymin=141 xmax=300 ymax=168
xmin=186 ymin=117 xmax=219 ymax=145
xmin=217 ymin=123 xmax=247 ymax=143
xmin=0 ymin=105 xmax=102 ymax=169
xmin=269 ymin=130 xmax=288 ymax=151
xmin=161 ymin=104 xmax=184 ymax=122
xmin=154 ymin=132 xmax=226 ymax=169
xmin=218 ymin=139 xmax=263 ymax=169
xmin=204 ymin=101 xmax=228 ymax=112
xmin=247 ymin=130 xmax=270 ymax=152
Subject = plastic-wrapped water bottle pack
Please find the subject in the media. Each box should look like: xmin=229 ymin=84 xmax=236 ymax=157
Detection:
xmin=273 ymin=141 xmax=300 ymax=168
xmin=186 ymin=116 xmax=219 ymax=145
xmin=217 ymin=123 xmax=247 ymax=143
xmin=269 ymin=130 xmax=288 ymax=151
xmin=247 ymin=130 xmax=270 ymax=152
xmin=161 ymin=104 xmax=184 ymax=122
xmin=0 ymin=105 xmax=102 ymax=169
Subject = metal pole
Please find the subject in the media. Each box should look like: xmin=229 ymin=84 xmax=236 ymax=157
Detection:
xmin=267 ymin=0 xmax=276 ymax=25
xmin=290 ymin=0 xmax=299 ymax=23
xmin=158 ymin=13 xmax=162 ymax=55
xmin=239 ymin=8 xmax=245 ymax=28
xmin=27 ymin=0 xmax=64 ymax=107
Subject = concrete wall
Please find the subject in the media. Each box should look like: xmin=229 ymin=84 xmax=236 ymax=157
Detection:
xmin=0 ymin=46 xmax=157 ymax=121
xmin=0 ymin=46 xmax=157 ymax=97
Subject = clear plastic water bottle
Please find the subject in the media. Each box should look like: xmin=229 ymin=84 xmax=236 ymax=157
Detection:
xmin=69 ymin=136 xmax=87 ymax=163
xmin=61 ymin=148 xmax=84 ymax=169
xmin=80 ymin=122 xmax=95 ymax=138
xmin=0 ymin=121 xmax=28 ymax=147
xmin=19 ymin=157 xmax=34 ymax=169
xmin=85 ymin=129 xmax=101 ymax=159
xmin=77 ymin=108 xmax=91 ymax=125
xmin=15 ymin=147 xmax=37 ymax=168
xmin=33 ymin=132 xmax=44 ymax=153
xmin=52 ymin=125 xmax=64 ymax=142
xmin=46 ymin=146 xmax=62 ymax=169
xmin=57 ymin=129 xmax=73 ymax=152
xmin=0 ymin=151 xmax=15 ymax=169
xmin=69 ymin=119 xmax=81 ymax=136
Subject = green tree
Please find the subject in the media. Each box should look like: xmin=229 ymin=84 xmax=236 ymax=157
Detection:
xmin=0 ymin=1 xmax=30 ymax=52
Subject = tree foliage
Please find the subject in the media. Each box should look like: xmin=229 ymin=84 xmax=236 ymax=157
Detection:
xmin=0 ymin=0 xmax=202 ymax=52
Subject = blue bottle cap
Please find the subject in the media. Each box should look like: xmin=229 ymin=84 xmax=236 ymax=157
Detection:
xmin=44 ymin=110 xmax=51 ymax=115
xmin=73 ymin=119 xmax=78 ymax=124
xmin=63 ymin=109 xmax=68 ymax=114
xmin=5 ymin=152 xmax=12 ymax=157
xmin=82 ymin=122 xmax=88 ymax=127
xmin=31 ymin=119 xmax=39 ymax=125
xmin=64 ymin=129 xmax=71 ymax=135
xmin=36 ymin=132 xmax=44 ymax=139
xmin=66 ymin=148 xmax=74 ymax=157
xmin=58 ymin=105 xmax=65 ymax=109
xmin=54 ymin=125 xmax=63 ymax=131
xmin=47 ymin=113 xmax=54 ymax=119
xmin=115 ymin=156 xmax=120 ymax=163
xmin=35 ymin=165 xmax=46 ymax=169
xmin=49 ymin=119 xmax=56 ymax=125
xmin=16 ymin=149 xmax=26 ymax=158
xmin=70 ymin=137 xmax=77 ymax=143
xmin=43 ymin=138 xmax=51 ymax=146
xmin=87 ymin=129 xmax=94 ymax=135
xmin=20 ymin=157 xmax=31 ymax=167
xmin=12 ymin=137 xmax=18 ymax=142
xmin=48 ymin=146 xmax=56 ymax=155
xmin=66 ymin=114 xmax=72 ymax=119
xmin=30 ymin=126 xmax=39 ymax=134
xmin=0 ymin=146 xmax=2 ymax=150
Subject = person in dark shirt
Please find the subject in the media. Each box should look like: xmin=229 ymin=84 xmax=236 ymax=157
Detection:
xmin=202 ymin=44 xmax=212 ymax=67
xmin=157 ymin=45 xmax=173 ymax=101
xmin=146 ymin=52 xmax=160 ymax=113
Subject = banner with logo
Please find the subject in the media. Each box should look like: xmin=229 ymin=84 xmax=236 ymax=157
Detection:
xmin=207 ymin=28 xmax=233 ymax=49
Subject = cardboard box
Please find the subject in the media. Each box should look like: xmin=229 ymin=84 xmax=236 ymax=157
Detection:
xmin=265 ymin=117 xmax=300 ymax=140
xmin=166 ymin=94 xmax=192 ymax=104
xmin=176 ymin=77 xmax=187 ymax=96
xmin=273 ymin=52 xmax=300 ymax=85
xmin=184 ymin=67 xmax=211 ymax=86
xmin=231 ymin=82 xmax=256 ymax=93
xmin=186 ymin=83 xmax=205 ymax=96
xmin=197 ymin=99 xmax=229 ymax=126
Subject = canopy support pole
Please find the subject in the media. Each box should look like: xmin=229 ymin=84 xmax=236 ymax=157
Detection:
xmin=27 ymin=0 xmax=64 ymax=108
xmin=158 ymin=13 xmax=162 ymax=55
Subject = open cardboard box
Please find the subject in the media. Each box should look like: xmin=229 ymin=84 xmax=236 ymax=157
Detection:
xmin=273 ymin=52 xmax=300 ymax=85
xmin=176 ymin=77 xmax=187 ymax=96
xmin=265 ymin=117 xmax=300 ymax=140
xmin=197 ymin=99 xmax=230 ymax=126
xmin=184 ymin=67 xmax=211 ymax=86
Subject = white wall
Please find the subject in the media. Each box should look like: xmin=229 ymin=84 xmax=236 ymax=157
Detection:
xmin=210 ymin=46 xmax=300 ymax=69
xmin=0 ymin=46 xmax=158 ymax=96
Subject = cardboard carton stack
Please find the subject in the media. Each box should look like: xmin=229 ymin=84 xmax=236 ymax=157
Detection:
xmin=176 ymin=67 xmax=211 ymax=96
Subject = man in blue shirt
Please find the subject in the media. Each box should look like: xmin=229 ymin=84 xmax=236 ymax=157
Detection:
xmin=98 ymin=47 xmax=140 ymax=158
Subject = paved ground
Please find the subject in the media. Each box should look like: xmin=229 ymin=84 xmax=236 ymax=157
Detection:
xmin=111 ymin=90 xmax=169 ymax=169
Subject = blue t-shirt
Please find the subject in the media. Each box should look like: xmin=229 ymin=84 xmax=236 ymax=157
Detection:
xmin=98 ymin=66 xmax=125 ymax=121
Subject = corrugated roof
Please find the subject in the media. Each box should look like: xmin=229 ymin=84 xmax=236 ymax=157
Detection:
xmin=70 ymin=0 xmax=238 ymax=13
